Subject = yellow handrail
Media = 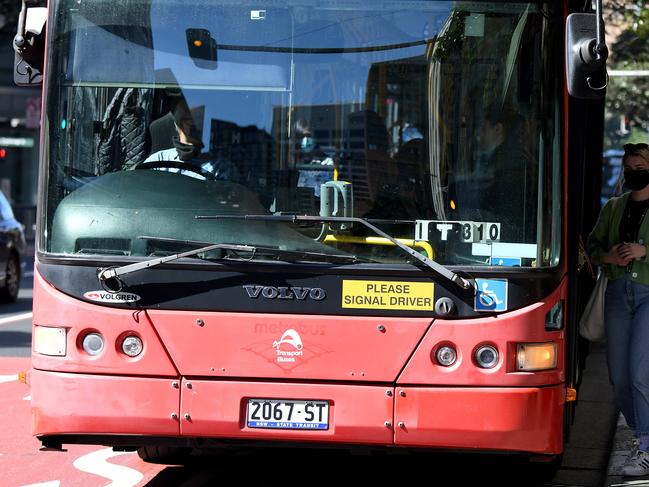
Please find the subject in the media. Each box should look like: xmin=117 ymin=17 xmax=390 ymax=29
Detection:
xmin=323 ymin=235 xmax=435 ymax=259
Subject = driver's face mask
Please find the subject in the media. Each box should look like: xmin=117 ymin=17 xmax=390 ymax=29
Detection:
xmin=173 ymin=119 xmax=204 ymax=160
xmin=173 ymin=136 xmax=202 ymax=161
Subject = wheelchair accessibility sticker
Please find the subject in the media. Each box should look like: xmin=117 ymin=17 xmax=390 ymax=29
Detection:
xmin=474 ymin=279 xmax=508 ymax=312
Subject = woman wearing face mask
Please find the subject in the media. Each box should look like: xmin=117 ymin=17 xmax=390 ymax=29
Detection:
xmin=588 ymin=142 xmax=649 ymax=476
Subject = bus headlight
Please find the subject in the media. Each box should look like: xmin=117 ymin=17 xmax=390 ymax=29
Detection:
xmin=34 ymin=326 xmax=66 ymax=356
xmin=475 ymin=345 xmax=498 ymax=369
xmin=121 ymin=335 xmax=143 ymax=357
xmin=435 ymin=345 xmax=457 ymax=367
xmin=516 ymin=342 xmax=557 ymax=371
xmin=81 ymin=332 xmax=104 ymax=356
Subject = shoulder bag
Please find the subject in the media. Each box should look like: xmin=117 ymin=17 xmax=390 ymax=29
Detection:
xmin=579 ymin=272 xmax=607 ymax=342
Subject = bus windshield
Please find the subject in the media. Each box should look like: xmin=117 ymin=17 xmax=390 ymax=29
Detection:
xmin=43 ymin=0 xmax=562 ymax=268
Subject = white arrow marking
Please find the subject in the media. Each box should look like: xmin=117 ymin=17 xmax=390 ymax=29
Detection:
xmin=73 ymin=448 xmax=143 ymax=487
xmin=0 ymin=312 xmax=32 ymax=325
xmin=0 ymin=374 xmax=17 ymax=384
xmin=20 ymin=482 xmax=61 ymax=487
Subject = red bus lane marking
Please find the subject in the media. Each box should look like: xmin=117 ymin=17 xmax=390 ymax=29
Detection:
xmin=0 ymin=357 xmax=166 ymax=486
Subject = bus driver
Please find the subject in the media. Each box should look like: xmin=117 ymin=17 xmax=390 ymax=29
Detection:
xmin=143 ymin=99 xmax=241 ymax=181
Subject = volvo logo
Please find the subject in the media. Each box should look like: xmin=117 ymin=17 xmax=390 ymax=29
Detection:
xmin=243 ymin=285 xmax=326 ymax=301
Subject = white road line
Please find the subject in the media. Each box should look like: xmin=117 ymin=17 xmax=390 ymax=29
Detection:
xmin=0 ymin=374 xmax=18 ymax=384
xmin=73 ymin=448 xmax=143 ymax=487
xmin=0 ymin=312 xmax=32 ymax=325
xmin=23 ymin=271 xmax=34 ymax=278
xmin=20 ymin=482 xmax=61 ymax=487
xmin=23 ymin=394 xmax=31 ymax=401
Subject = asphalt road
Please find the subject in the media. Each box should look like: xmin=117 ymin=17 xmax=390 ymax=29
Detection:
xmin=0 ymin=247 xmax=34 ymax=358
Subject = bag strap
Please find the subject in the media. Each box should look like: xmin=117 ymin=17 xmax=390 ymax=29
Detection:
xmin=578 ymin=234 xmax=596 ymax=279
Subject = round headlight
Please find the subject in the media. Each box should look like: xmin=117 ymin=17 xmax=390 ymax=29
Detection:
xmin=82 ymin=332 xmax=104 ymax=356
xmin=122 ymin=335 xmax=143 ymax=357
xmin=475 ymin=345 xmax=498 ymax=369
xmin=435 ymin=345 xmax=457 ymax=367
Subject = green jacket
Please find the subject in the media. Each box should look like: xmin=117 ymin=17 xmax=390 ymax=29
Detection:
xmin=587 ymin=192 xmax=649 ymax=284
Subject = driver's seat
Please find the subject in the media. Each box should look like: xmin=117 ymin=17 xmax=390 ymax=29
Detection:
xmin=149 ymin=112 xmax=176 ymax=153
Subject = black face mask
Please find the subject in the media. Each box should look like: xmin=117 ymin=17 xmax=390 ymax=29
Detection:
xmin=173 ymin=136 xmax=202 ymax=161
xmin=624 ymin=169 xmax=649 ymax=191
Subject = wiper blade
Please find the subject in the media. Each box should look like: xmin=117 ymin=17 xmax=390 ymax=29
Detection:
xmin=196 ymin=214 xmax=475 ymax=294
xmin=139 ymin=235 xmax=359 ymax=264
xmin=244 ymin=247 xmax=359 ymax=264
xmin=97 ymin=235 xmax=360 ymax=290
xmin=218 ymin=38 xmax=434 ymax=55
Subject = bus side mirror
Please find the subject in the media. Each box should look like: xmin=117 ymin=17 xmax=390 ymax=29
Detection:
xmin=565 ymin=13 xmax=608 ymax=99
xmin=14 ymin=3 xmax=47 ymax=86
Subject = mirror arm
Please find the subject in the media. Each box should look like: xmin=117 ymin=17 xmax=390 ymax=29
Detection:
xmin=13 ymin=0 xmax=44 ymax=54
xmin=565 ymin=0 xmax=609 ymax=98
xmin=13 ymin=0 xmax=29 ymax=54
xmin=593 ymin=0 xmax=608 ymax=63
xmin=578 ymin=0 xmax=608 ymax=68
xmin=584 ymin=0 xmax=608 ymax=92
xmin=13 ymin=0 xmax=46 ymax=86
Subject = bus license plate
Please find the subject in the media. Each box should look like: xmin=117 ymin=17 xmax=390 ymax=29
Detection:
xmin=246 ymin=399 xmax=329 ymax=430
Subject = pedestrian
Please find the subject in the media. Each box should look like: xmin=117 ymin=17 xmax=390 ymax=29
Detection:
xmin=587 ymin=142 xmax=649 ymax=476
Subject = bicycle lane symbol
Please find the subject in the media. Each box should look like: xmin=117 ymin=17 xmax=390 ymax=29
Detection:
xmin=474 ymin=279 xmax=508 ymax=311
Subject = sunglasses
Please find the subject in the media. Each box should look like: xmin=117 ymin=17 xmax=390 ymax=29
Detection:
xmin=624 ymin=143 xmax=649 ymax=153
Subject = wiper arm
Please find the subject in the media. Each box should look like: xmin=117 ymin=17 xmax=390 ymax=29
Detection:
xmin=97 ymin=238 xmax=257 ymax=290
xmin=97 ymin=235 xmax=360 ymax=291
xmin=196 ymin=215 xmax=475 ymax=294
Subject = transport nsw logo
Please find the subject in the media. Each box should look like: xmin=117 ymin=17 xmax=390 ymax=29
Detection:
xmin=273 ymin=329 xmax=304 ymax=363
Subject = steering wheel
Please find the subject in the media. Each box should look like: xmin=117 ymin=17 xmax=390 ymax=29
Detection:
xmin=134 ymin=160 xmax=217 ymax=180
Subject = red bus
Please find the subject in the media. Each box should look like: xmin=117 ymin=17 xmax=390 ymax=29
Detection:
xmin=15 ymin=0 xmax=607 ymax=475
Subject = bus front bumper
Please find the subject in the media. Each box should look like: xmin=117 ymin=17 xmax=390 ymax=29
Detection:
xmin=31 ymin=369 xmax=564 ymax=455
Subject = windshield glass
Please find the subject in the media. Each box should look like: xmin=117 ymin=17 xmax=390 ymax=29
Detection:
xmin=43 ymin=0 xmax=562 ymax=268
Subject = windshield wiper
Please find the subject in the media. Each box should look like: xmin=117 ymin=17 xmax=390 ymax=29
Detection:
xmin=141 ymin=235 xmax=360 ymax=264
xmin=217 ymin=38 xmax=433 ymax=55
xmin=196 ymin=214 xmax=475 ymax=294
xmin=97 ymin=239 xmax=254 ymax=290
xmin=97 ymin=235 xmax=360 ymax=291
